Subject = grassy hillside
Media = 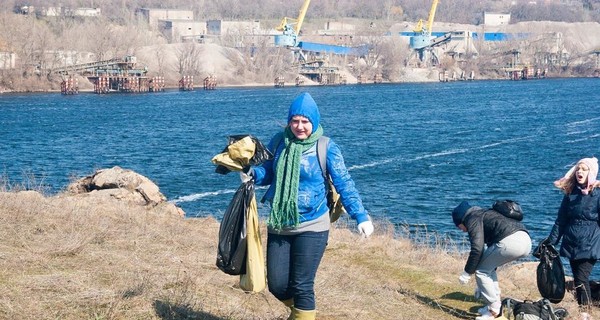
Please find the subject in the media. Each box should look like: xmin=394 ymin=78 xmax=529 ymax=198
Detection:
xmin=0 ymin=190 xmax=590 ymax=319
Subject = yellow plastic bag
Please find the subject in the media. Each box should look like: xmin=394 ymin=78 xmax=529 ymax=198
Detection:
xmin=239 ymin=191 xmax=266 ymax=292
xmin=211 ymin=136 xmax=255 ymax=171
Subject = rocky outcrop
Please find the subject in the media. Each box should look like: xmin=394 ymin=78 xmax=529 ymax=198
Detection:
xmin=67 ymin=166 xmax=184 ymax=217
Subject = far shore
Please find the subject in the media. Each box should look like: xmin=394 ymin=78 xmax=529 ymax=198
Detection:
xmin=2 ymin=74 xmax=574 ymax=95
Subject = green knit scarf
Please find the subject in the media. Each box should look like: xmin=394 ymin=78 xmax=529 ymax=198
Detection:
xmin=268 ymin=125 xmax=323 ymax=230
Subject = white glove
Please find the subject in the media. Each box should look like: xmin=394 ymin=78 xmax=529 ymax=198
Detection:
xmin=239 ymin=171 xmax=252 ymax=183
xmin=459 ymin=271 xmax=471 ymax=285
xmin=357 ymin=220 xmax=374 ymax=237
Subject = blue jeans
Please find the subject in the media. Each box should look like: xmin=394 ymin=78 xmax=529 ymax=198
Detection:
xmin=267 ymin=231 xmax=329 ymax=310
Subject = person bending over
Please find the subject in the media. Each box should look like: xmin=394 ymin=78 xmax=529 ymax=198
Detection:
xmin=453 ymin=201 xmax=531 ymax=320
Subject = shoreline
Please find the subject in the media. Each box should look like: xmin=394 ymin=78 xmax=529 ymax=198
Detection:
xmin=0 ymin=75 xmax=546 ymax=95
xmin=2 ymin=74 xmax=595 ymax=95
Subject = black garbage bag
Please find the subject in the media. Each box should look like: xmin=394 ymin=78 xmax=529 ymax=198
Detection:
xmin=214 ymin=135 xmax=273 ymax=175
xmin=534 ymin=241 xmax=565 ymax=303
xmin=216 ymin=181 xmax=254 ymax=275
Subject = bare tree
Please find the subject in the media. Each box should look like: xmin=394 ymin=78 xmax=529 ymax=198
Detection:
xmin=175 ymin=43 xmax=202 ymax=77
xmin=153 ymin=45 xmax=168 ymax=76
xmin=378 ymin=36 xmax=411 ymax=81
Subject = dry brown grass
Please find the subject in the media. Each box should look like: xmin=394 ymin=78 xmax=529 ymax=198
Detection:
xmin=0 ymin=191 xmax=592 ymax=320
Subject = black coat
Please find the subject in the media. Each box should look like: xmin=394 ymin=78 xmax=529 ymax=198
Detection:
xmin=548 ymin=187 xmax=600 ymax=260
xmin=463 ymin=206 xmax=529 ymax=274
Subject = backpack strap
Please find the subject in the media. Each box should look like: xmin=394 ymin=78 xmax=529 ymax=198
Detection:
xmin=317 ymin=136 xmax=346 ymax=223
xmin=316 ymin=136 xmax=330 ymax=180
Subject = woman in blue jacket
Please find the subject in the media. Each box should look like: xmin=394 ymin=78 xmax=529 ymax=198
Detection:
xmin=245 ymin=92 xmax=373 ymax=320
xmin=547 ymin=157 xmax=600 ymax=308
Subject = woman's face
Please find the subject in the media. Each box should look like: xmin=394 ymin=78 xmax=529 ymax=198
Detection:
xmin=576 ymin=163 xmax=590 ymax=185
xmin=289 ymin=115 xmax=312 ymax=140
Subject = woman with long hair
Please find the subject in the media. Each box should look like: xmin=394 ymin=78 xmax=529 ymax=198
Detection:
xmin=547 ymin=157 xmax=600 ymax=312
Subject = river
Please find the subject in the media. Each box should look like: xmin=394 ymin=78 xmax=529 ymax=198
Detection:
xmin=1 ymin=78 xmax=599 ymax=250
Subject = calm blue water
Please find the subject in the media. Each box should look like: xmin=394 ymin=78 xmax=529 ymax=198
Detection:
xmin=1 ymin=79 xmax=599 ymax=249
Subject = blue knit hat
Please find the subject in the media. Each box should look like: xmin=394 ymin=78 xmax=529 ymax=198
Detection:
xmin=452 ymin=201 xmax=471 ymax=226
xmin=287 ymin=92 xmax=320 ymax=134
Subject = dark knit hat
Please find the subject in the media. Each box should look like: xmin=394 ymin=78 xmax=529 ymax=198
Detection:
xmin=452 ymin=201 xmax=471 ymax=226
xmin=287 ymin=92 xmax=320 ymax=134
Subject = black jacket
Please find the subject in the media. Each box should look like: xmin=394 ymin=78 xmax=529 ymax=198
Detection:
xmin=463 ymin=206 xmax=529 ymax=274
xmin=548 ymin=187 xmax=600 ymax=260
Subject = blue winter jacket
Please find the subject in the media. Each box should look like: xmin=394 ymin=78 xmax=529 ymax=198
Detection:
xmin=548 ymin=187 xmax=600 ymax=260
xmin=252 ymin=132 xmax=370 ymax=226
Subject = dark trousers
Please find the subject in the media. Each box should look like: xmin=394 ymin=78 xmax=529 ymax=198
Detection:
xmin=570 ymin=258 xmax=597 ymax=305
xmin=267 ymin=231 xmax=329 ymax=310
